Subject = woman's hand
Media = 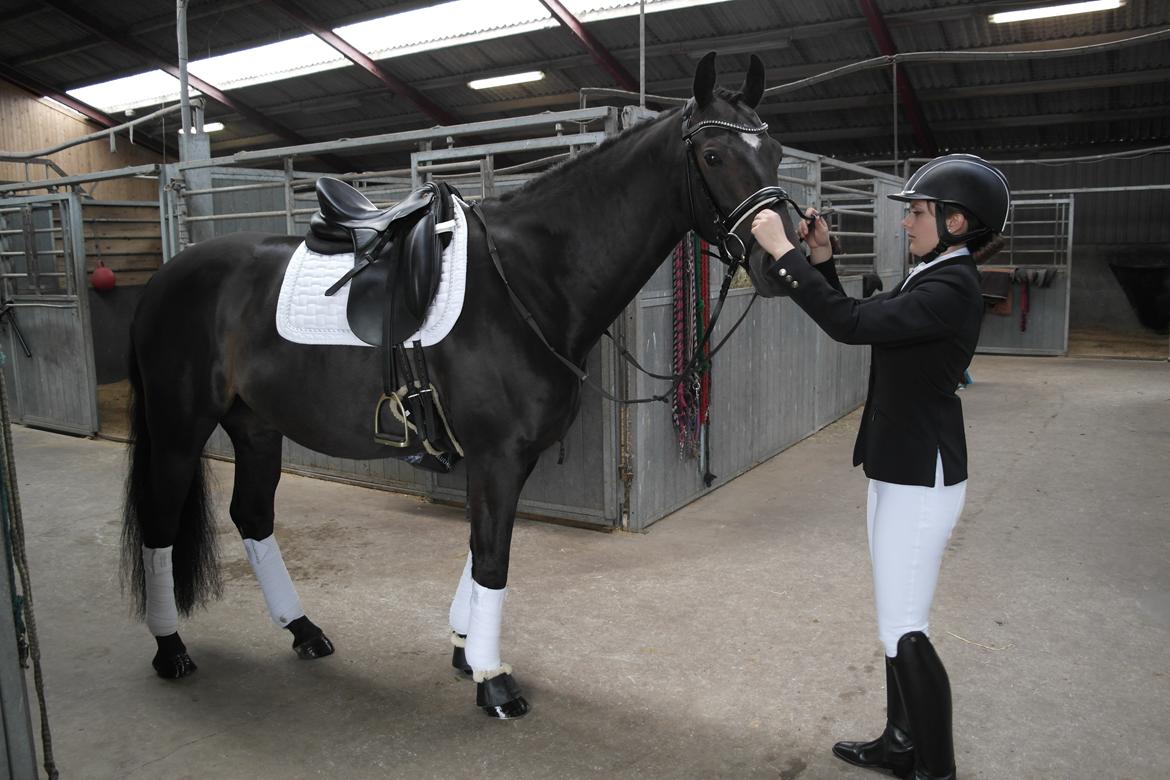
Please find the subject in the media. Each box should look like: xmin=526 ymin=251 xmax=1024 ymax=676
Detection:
xmin=751 ymin=210 xmax=795 ymax=260
xmin=798 ymin=208 xmax=833 ymax=265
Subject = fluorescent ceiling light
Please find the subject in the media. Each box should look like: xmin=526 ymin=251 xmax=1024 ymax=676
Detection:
xmin=67 ymin=0 xmax=740 ymax=113
xmin=989 ymin=0 xmax=1124 ymax=24
xmin=178 ymin=122 xmax=225 ymax=134
xmin=468 ymin=71 xmax=545 ymax=90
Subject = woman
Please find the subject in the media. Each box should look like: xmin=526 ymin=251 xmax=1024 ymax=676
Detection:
xmin=750 ymin=154 xmax=1010 ymax=780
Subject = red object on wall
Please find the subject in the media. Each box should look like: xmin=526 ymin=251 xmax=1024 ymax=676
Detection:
xmin=91 ymin=260 xmax=116 ymax=291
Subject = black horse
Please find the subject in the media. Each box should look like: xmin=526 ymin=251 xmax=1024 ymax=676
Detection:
xmin=121 ymin=53 xmax=795 ymax=718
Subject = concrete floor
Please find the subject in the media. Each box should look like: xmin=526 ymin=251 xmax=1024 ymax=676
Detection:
xmin=9 ymin=354 xmax=1169 ymax=779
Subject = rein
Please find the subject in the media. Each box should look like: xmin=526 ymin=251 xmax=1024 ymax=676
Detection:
xmin=470 ymin=111 xmax=809 ymax=408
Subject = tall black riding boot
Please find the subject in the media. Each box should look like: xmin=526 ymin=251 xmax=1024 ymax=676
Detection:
xmin=832 ymin=656 xmax=915 ymax=778
xmin=892 ymin=632 xmax=957 ymax=780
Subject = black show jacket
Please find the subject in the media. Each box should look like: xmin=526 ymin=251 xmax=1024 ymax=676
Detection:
xmin=772 ymin=249 xmax=983 ymax=487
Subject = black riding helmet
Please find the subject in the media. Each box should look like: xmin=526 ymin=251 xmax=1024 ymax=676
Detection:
xmin=888 ymin=154 xmax=1010 ymax=260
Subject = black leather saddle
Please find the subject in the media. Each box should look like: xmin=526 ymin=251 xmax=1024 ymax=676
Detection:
xmin=305 ymin=177 xmax=465 ymax=469
xmin=308 ymin=177 xmax=456 ymax=347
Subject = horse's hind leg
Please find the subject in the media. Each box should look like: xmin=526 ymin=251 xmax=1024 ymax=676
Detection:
xmin=135 ymin=412 xmax=221 ymax=680
xmin=221 ymin=401 xmax=334 ymax=660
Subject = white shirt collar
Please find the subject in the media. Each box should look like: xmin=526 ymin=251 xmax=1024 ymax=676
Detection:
xmin=901 ymin=247 xmax=970 ymax=289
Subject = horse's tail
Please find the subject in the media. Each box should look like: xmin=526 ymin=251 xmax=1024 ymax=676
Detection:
xmin=120 ymin=338 xmax=221 ymax=619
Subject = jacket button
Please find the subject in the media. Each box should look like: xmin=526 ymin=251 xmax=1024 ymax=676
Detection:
xmin=777 ymin=268 xmax=786 ymax=276
xmin=791 ymin=280 xmax=799 ymax=289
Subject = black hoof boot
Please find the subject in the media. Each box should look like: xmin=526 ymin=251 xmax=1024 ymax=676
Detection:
xmin=451 ymin=634 xmax=473 ymax=679
xmin=832 ymin=724 xmax=915 ymax=779
xmin=476 ymin=673 xmax=529 ymax=719
xmin=152 ymin=633 xmax=197 ymax=679
xmin=287 ymin=616 xmax=335 ymax=660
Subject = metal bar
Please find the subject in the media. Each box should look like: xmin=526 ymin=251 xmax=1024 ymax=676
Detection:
xmin=176 ymin=108 xmax=617 ymax=171
xmin=0 ymin=95 xmax=190 ymax=161
xmin=181 ymin=207 xmax=319 ymax=223
xmin=182 ymin=181 xmax=286 ymax=196
xmin=414 ymin=133 xmax=608 ymax=163
xmin=822 ymin=182 xmax=875 ymax=198
xmin=0 ymin=165 xmax=161 ymax=195
xmin=1015 ymin=184 xmax=1170 ymax=194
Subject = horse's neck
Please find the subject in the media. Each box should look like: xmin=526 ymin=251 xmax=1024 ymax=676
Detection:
xmin=487 ymin=117 xmax=691 ymax=360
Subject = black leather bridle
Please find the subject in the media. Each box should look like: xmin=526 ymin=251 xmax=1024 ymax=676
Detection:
xmin=681 ymin=114 xmax=807 ymax=269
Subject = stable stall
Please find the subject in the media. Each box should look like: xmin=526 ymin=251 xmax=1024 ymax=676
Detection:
xmin=0 ymin=107 xmax=903 ymax=531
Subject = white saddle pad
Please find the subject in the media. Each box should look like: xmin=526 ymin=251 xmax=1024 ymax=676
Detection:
xmin=276 ymin=196 xmax=468 ymax=348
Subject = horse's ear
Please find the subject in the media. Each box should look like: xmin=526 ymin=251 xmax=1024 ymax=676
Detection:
xmin=693 ymin=52 xmax=717 ymax=109
xmin=742 ymin=54 xmax=765 ymax=109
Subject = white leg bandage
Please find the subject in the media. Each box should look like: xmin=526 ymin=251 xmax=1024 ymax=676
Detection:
xmin=243 ymin=534 xmax=305 ymax=628
xmin=465 ymin=581 xmax=509 ymax=681
xmin=448 ymin=551 xmax=474 ymax=636
xmin=142 ymin=545 xmax=179 ymax=637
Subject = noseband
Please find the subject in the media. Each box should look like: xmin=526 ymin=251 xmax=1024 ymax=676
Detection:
xmin=681 ymin=116 xmax=806 ymax=267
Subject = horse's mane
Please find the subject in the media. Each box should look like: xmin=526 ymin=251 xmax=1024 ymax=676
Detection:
xmin=496 ymin=105 xmax=681 ymax=205
xmin=496 ymin=87 xmax=755 ymax=205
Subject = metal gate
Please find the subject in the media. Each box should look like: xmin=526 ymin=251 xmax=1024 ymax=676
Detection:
xmin=0 ymin=192 xmax=99 ymax=435
xmin=977 ymin=197 xmax=1074 ymax=355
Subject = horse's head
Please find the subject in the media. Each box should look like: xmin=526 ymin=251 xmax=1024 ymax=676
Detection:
xmin=681 ymin=52 xmax=799 ymax=297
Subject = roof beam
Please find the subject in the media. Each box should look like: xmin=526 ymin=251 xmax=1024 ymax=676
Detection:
xmin=261 ymin=0 xmax=460 ymax=127
xmin=40 ymin=0 xmax=349 ymax=170
xmin=537 ymin=0 xmax=639 ymax=92
xmin=856 ymin=0 xmax=937 ymax=156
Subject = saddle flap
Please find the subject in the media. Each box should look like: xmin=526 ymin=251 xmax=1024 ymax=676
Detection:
xmin=403 ymin=210 xmax=443 ymax=319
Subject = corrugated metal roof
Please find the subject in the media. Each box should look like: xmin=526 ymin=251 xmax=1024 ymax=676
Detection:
xmin=1 ymin=0 xmax=1167 ymax=166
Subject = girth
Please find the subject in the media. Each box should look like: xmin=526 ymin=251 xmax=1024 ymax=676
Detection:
xmin=307 ymin=177 xmax=464 ymax=469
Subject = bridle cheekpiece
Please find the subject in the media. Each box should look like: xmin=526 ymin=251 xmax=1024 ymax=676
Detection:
xmin=681 ymin=113 xmax=803 ymax=268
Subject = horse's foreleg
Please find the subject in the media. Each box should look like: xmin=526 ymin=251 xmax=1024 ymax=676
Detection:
xmin=459 ymin=451 xmax=537 ymax=718
xmin=223 ymin=405 xmax=334 ymax=660
xmin=448 ymin=550 xmax=474 ymax=676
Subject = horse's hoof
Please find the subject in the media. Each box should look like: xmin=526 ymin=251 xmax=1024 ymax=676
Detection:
xmin=482 ymin=696 xmax=530 ymax=719
xmin=452 ymin=645 xmax=473 ymax=679
xmin=293 ymin=632 xmax=335 ymax=660
xmin=152 ymin=651 xmax=197 ymax=679
xmin=476 ymin=673 xmax=529 ymax=719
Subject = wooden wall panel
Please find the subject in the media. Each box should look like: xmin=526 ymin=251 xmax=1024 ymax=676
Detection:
xmin=0 ymin=81 xmax=161 ymax=199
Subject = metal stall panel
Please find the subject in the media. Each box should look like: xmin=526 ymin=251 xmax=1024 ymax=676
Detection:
xmin=977 ymin=198 xmax=1072 ymax=356
xmin=0 ymin=192 xmax=99 ymax=435
xmin=628 ymin=277 xmax=868 ymax=532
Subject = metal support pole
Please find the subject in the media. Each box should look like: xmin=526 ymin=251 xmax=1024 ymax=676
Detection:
xmin=892 ymin=60 xmax=898 ymax=172
xmin=177 ymin=0 xmax=192 ymax=143
xmin=639 ymin=0 xmax=646 ymax=108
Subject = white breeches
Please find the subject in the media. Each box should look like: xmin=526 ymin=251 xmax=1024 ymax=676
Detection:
xmin=449 ymin=551 xmax=509 ymax=680
xmin=867 ymin=453 xmax=966 ymax=657
xmin=142 ymin=545 xmax=178 ymax=636
xmin=243 ymin=534 xmax=305 ymax=628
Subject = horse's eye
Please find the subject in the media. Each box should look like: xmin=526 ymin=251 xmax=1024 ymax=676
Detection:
xmin=703 ymin=151 xmax=722 ymax=166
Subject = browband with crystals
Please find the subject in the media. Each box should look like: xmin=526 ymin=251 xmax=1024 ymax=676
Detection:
xmin=682 ymin=118 xmax=770 ymax=141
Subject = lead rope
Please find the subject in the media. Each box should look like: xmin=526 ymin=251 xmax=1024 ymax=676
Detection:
xmin=0 ymin=362 xmax=58 ymax=779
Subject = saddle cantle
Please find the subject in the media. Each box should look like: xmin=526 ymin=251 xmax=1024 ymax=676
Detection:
xmin=306 ymin=177 xmax=464 ymax=469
